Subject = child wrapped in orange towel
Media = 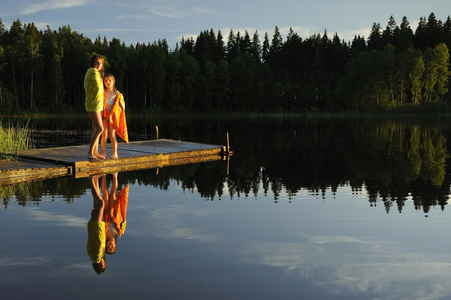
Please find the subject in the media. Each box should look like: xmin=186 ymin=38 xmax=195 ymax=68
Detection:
xmin=100 ymin=73 xmax=129 ymax=159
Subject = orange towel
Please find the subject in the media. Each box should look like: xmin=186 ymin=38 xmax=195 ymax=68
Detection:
xmin=113 ymin=184 xmax=129 ymax=236
xmin=110 ymin=92 xmax=129 ymax=144
xmin=104 ymin=184 xmax=129 ymax=237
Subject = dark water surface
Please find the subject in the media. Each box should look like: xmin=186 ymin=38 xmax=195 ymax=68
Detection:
xmin=2 ymin=115 xmax=451 ymax=300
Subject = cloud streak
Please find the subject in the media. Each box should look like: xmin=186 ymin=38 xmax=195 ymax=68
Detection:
xmin=144 ymin=205 xmax=219 ymax=242
xmin=149 ymin=5 xmax=215 ymax=19
xmin=21 ymin=0 xmax=87 ymax=15
xmin=27 ymin=207 xmax=87 ymax=228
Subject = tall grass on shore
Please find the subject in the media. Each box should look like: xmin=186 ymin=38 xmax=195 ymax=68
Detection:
xmin=0 ymin=120 xmax=33 ymax=161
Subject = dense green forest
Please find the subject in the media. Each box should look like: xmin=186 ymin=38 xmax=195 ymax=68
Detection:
xmin=1 ymin=12 xmax=451 ymax=114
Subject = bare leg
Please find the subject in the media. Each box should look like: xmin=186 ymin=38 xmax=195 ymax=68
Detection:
xmin=88 ymin=111 xmax=105 ymax=159
xmin=100 ymin=117 xmax=109 ymax=157
xmin=89 ymin=175 xmax=105 ymax=222
xmin=109 ymin=124 xmax=118 ymax=159
xmin=110 ymin=172 xmax=118 ymax=199
xmin=100 ymin=174 xmax=110 ymax=212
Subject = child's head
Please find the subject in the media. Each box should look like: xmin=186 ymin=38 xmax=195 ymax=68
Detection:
xmin=106 ymin=236 xmax=118 ymax=254
xmin=103 ymin=73 xmax=116 ymax=91
xmin=92 ymin=256 xmax=107 ymax=274
xmin=90 ymin=54 xmax=104 ymax=76
xmin=90 ymin=54 xmax=104 ymax=68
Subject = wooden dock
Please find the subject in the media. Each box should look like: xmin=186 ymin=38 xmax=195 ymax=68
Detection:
xmin=0 ymin=139 xmax=228 ymax=186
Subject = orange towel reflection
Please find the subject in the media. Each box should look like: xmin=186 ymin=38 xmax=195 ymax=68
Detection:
xmin=86 ymin=173 xmax=129 ymax=274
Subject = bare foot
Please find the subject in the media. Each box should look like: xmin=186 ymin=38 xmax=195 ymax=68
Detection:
xmin=111 ymin=154 xmax=118 ymax=159
xmin=94 ymin=152 xmax=106 ymax=159
xmin=88 ymin=154 xmax=99 ymax=160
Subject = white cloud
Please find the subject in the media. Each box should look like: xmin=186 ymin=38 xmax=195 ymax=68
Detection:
xmin=116 ymin=14 xmax=147 ymax=20
xmin=130 ymin=205 xmax=220 ymax=242
xmin=330 ymin=262 xmax=451 ymax=298
xmin=21 ymin=0 xmax=87 ymax=15
xmin=82 ymin=28 xmax=167 ymax=33
xmin=27 ymin=207 xmax=87 ymax=228
xmin=310 ymin=235 xmax=376 ymax=245
xmin=257 ymin=234 xmax=451 ymax=299
xmin=149 ymin=5 xmax=215 ymax=19
xmin=0 ymin=256 xmax=51 ymax=267
xmin=191 ymin=7 xmax=216 ymax=15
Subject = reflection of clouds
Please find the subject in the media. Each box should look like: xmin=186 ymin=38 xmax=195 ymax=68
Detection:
xmin=27 ymin=207 xmax=86 ymax=228
xmin=263 ymin=254 xmax=303 ymax=271
xmin=311 ymin=235 xmax=377 ymax=245
xmin=259 ymin=235 xmax=451 ymax=299
xmin=149 ymin=205 xmax=218 ymax=242
xmin=0 ymin=256 xmax=51 ymax=267
xmin=330 ymin=262 xmax=451 ymax=300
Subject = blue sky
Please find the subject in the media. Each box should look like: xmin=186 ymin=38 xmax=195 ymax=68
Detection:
xmin=1 ymin=0 xmax=450 ymax=48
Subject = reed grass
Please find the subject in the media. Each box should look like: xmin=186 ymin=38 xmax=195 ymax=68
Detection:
xmin=0 ymin=120 xmax=33 ymax=161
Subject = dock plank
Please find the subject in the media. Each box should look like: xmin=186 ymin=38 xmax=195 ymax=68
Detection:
xmin=0 ymin=158 xmax=72 ymax=186
xmin=0 ymin=139 xmax=227 ymax=186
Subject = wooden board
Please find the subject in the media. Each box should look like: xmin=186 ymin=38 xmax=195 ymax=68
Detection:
xmin=0 ymin=158 xmax=72 ymax=186
xmin=85 ymin=154 xmax=224 ymax=178
xmin=0 ymin=139 xmax=227 ymax=186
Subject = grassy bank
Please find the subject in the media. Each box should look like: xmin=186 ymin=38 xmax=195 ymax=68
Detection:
xmin=0 ymin=120 xmax=33 ymax=161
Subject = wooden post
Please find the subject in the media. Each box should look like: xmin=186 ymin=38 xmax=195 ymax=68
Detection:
xmin=226 ymin=132 xmax=229 ymax=154
xmin=227 ymin=151 xmax=230 ymax=175
xmin=156 ymin=125 xmax=159 ymax=140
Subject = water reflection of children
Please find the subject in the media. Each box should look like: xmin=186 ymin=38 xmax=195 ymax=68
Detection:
xmin=86 ymin=175 xmax=107 ymax=274
xmin=101 ymin=172 xmax=129 ymax=254
xmin=86 ymin=173 xmax=129 ymax=274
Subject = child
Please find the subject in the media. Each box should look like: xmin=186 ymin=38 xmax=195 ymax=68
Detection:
xmin=86 ymin=175 xmax=107 ymax=274
xmin=101 ymin=73 xmax=129 ymax=159
xmin=84 ymin=54 xmax=106 ymax=160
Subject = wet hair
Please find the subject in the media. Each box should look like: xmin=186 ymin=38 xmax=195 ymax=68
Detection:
xmin=90 ymin=54 xmax=104 ymax=67
xmin=92 ymin=259 xmax=106 ymax=274
xmin=90 ymin=54 xmax=105 ymax=78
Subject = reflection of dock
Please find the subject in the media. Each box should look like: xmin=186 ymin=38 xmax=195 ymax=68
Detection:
xmin=0 ymin=139 xmax=228 ymax=186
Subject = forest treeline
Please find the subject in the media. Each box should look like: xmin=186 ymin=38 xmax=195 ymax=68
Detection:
xmin=1 ymin=12 xmax=451 ymax=114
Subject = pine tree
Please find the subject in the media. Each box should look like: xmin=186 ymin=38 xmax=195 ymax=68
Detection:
xmin=368 ymin=23 xmax=382 ymax=51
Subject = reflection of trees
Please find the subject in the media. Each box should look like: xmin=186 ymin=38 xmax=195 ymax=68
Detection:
xmin=344 ymin=122 xmax=450 ymax=213
xmin=131 ymin=117 xmax=451 ymax=213
xmin=219 ymin=117 xmax=451 ymax=213
xmin=1 ymin=177 xmax=90 ymax=208
xmin=2 ymin=182 xmax=34 ymax=208
xmin=3 ymin=117 xmax=451 ymax=214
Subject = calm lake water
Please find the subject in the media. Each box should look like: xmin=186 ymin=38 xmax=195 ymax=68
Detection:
xmin=2 ymin=115 xmax=451 ymax=300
